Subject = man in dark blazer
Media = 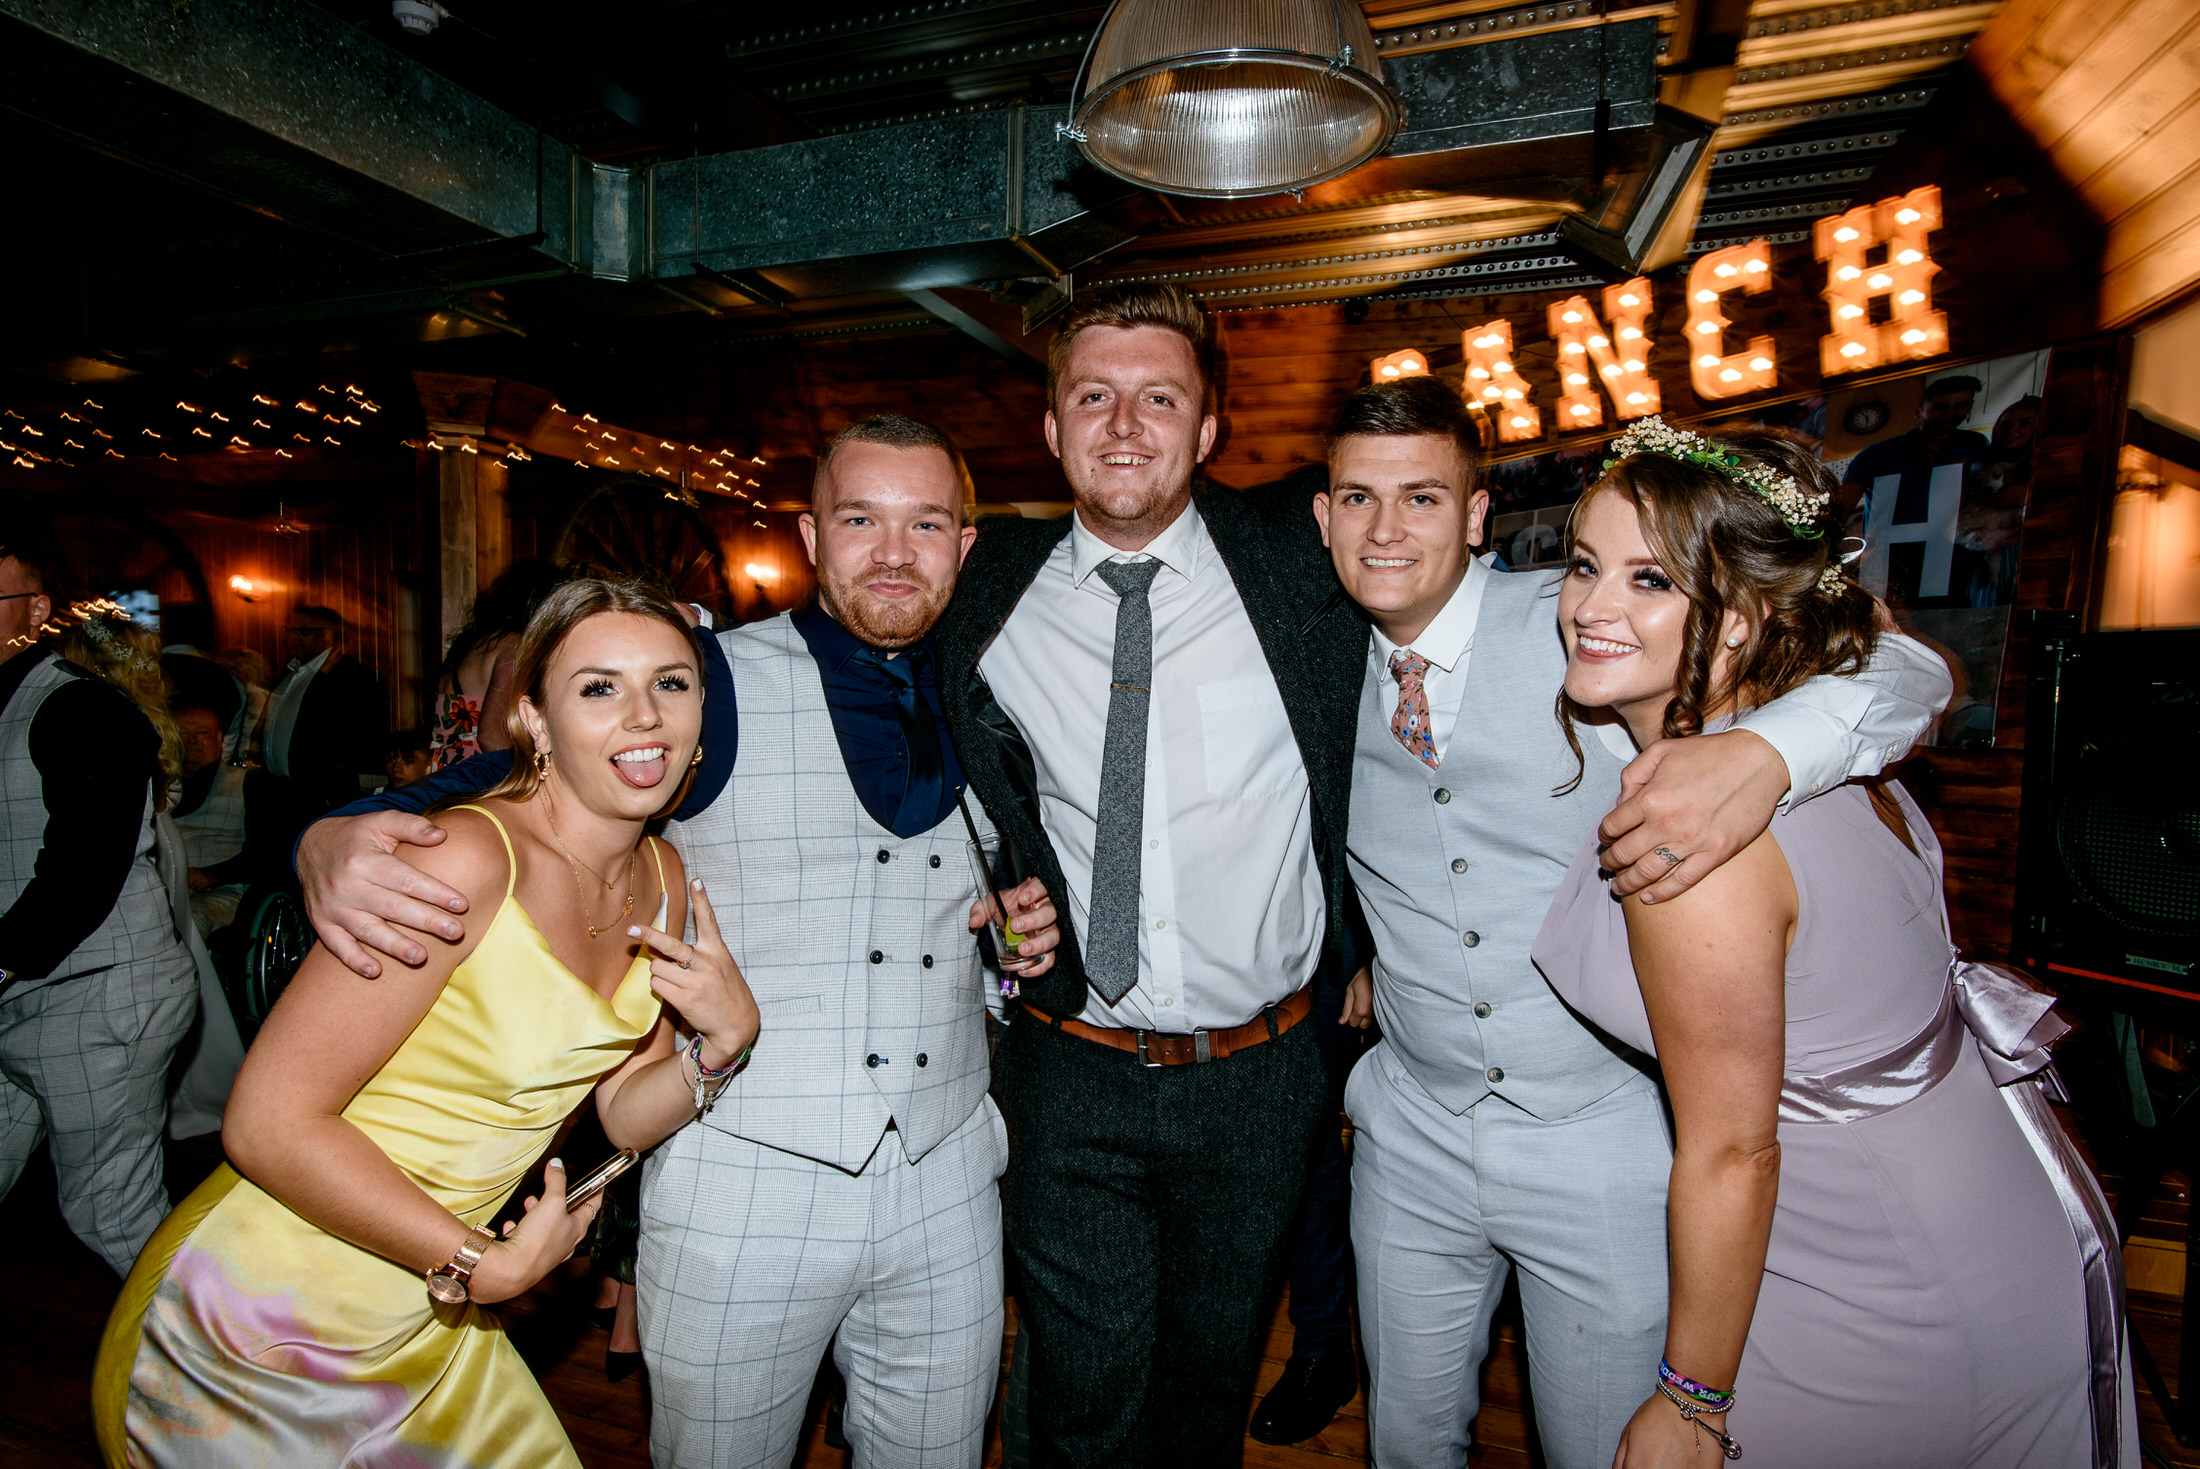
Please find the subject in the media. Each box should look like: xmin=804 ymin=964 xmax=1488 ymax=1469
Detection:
xmin=264 ymin=604 xmax=387 ymax=836
xmin=933 ymin=283 xmax=1370 ymax=1467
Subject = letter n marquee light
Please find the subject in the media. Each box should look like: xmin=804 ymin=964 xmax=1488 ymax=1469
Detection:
xmin=1815 ymin=185 xmax=1948 ymax=375
xmin=1461 ymin=322 xmax=1541 ymax=443
xmin=1688 ymin=240 xmax=1776 ymax=399
xmin=1370 ymin=348 xmax=1429 ymax=381
xmin=1547 ymin=280 xmax=1660 ymax=428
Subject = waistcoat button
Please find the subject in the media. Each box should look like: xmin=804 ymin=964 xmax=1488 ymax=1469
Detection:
xmin=869 ymin=950 xmax=884 ymax=964
xmin=916 ymin=1053 xmax=929 ymax=1067
xmin=1486 ymin=1066 xmax=1504 ymax=1083
xmin=1433 ymin=788 xmax=1451 ymax=804
xmin=922 ymin=955 xmax=934 ymax=968
xmin=1462 ymin=931 xmax=1480 ymax=948
xmin=877 ymin=849 xmax=890 ymax=863
xmin=1474 ymin=1001 xmax=1492 ymax=1018
xmin=929 ymin=854 xmax=942 ymax=868
xmin=866 ymin=1054 xmax=881 ymax=1068
xmin=1451 ymin=858 xmax=1468 ymax=874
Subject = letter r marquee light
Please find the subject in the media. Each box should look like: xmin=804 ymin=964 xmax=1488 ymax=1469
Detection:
xmin=1461 ymin=322 xmax=1541 ymax=443
xmin=1815 ymin=185 xmax=1948 ymax=375
xmin=1688 ymin=240 xmax=1777 ymax=399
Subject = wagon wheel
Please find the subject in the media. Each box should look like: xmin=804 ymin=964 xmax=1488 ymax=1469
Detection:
xmin=42 ymin=496 xmax=211 ymax=611
xmin=552 ymin=476 xmax=735 ymax=621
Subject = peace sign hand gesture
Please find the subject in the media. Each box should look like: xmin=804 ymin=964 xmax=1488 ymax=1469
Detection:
xmin=627 ymin=879 xmax=760 ymax=1072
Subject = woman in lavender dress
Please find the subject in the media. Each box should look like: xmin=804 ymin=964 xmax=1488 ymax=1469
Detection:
xmin=1529 ymin=420 xmax=2135 ymax=1468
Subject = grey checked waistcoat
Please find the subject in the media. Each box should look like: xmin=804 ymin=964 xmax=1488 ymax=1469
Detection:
xmin=669 ymin=615 xmax=994 ymax=1174
xmin=1348 ymin=569 xmax=1650 ymax=1120
xmin=0 ymin=654 xmax=177 ymax=994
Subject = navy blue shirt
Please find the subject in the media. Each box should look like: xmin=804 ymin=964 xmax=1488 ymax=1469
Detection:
xmin=306 ymin=608 xmax=962 ymax=846
xmin=790 ymin=603 xmax=964 ymax=839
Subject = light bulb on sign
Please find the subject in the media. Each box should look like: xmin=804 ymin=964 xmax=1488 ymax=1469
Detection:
xmin=1370 ymin=349 xmax=1429 ymax=382
xmin=1461 ymin=322 xmax=1541 ymax=443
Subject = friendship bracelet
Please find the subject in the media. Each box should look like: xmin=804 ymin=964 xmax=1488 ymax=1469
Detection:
xmin=682 ymin=1035 xmax=751 ymax=1114
xmin=1657 ymin=1382 xmax=1742 ymax=1459
xmin=1658 ymin=1357 xmax=1737 ymax=1413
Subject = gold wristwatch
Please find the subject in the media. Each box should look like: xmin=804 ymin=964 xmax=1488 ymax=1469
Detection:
xmin=425 ymin=1224 xmax=497 ymax=1305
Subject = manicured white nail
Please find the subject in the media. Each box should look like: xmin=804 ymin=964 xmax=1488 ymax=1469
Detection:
xmin=627 ymin=926 xmax=642 ymax=937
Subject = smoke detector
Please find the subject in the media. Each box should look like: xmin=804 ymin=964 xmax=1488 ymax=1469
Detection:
xmin=392 ymin=1 xmax=447 ymax=36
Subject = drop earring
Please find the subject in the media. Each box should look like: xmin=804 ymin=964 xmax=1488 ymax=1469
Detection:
xmin=534 ymin=749 xmax=552 ymax=780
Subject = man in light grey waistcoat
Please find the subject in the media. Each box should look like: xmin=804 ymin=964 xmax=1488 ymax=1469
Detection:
xmin=1312 ymin=380 xmax=1953 ymax=1469
xmin=0 ymin=528 xmax=197 ymax=1276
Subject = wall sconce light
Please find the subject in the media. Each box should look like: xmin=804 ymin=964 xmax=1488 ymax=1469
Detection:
xmin=228 ymin=574 xmax=267 ymax=603
xmin=1371 ymin=349 xmax=1429 ymax=381
xmin=1460 ymin=323 xmax=1541 ymax=443
xmin=1688 ymin=240 xmax=1778 ymax=399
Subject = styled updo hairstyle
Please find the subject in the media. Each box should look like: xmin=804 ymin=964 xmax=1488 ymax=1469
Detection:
xmin=1569 ymin=425 xmax=1879 ymax=743
xmin=63 ymin=607 xmax=184 ymax=792
xmin=431 ymin=576 xmax=698 ymax=816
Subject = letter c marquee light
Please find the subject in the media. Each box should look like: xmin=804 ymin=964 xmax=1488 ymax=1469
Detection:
xmin=1687 ymin=240 xmax=1777 ymax=399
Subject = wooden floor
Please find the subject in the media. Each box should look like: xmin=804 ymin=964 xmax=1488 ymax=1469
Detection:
xmin=4 ymin=1139 xmax=2194 ymax=1469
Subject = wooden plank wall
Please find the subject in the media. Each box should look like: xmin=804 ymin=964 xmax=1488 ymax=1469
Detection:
xmin=1973 ymin=0 xmax=2200 ymax=328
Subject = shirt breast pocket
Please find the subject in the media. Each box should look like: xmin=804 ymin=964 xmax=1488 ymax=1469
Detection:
xmin=1197 ymin=675 xmax=1301 ymax=801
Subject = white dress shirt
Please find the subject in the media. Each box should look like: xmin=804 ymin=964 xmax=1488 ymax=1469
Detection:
xmin=980 ymin=504 xmax=1324 ymax=1032
xmin=263 ymin=648 xmax=329 ymax=780
xmin=1366 ymin=562 xmax=1956 ymax=794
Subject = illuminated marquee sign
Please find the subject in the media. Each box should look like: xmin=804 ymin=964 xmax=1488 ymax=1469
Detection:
xmin=1365 ymin=190 xmax=1948 ymax=443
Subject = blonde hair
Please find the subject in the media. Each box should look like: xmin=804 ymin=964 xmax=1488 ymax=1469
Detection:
xmin=62 ymin=608 xmax=183 ymax=790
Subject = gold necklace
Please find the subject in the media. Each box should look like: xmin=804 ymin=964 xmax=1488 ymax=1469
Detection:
xmin=542 ymin=795 xmax=635 ymax=940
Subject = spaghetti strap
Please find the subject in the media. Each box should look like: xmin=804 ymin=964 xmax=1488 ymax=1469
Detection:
xmin=451 ymin=803 xmax=518 ymax=902
xmin=646 ymin=835 xmax=669 ymax=898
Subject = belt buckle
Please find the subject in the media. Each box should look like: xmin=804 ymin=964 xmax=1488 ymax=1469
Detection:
xmin=1194 ymin=1029 xmax=1212 ymax=1063
xmin=1135 ymin=1031 xmax=1162 ymax=1069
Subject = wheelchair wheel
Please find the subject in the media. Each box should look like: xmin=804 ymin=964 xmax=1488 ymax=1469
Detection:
xmin=229 ymin=887 xmax=312 ymax=1040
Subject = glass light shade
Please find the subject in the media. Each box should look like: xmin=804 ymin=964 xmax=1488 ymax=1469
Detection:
xmin=1070 ymin=0 xmax=1398 ymax=199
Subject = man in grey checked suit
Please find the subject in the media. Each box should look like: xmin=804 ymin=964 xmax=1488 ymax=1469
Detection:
xmin=0 ymin=526 xmax=197 ymax=1276
xmin=294 ymin=418 xmax=1057 ymax=1469
xmin=1313 ymin=379 xmax=1952 ymax=1468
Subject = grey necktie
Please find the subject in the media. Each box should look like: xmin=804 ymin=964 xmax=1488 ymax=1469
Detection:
xmin=1086 ymin=558 xmax=1163 ymax=1005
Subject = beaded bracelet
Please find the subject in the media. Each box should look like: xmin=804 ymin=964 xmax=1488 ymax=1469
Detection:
xmin=1658 ymin=1358 xmax=1737 ymax=1414
xmin=682 ymin=1035 xmax=750 ymax=1114
xmin=1656 ymin=1382 xmax=1741 ymax=1459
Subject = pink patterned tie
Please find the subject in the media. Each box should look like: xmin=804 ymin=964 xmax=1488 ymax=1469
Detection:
xmin=1389 ymin=650 xmax=1439 ymax=769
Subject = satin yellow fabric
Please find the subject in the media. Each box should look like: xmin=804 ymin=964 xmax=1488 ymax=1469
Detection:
xmin=93 ymin=807 xmax=664 ymax=1468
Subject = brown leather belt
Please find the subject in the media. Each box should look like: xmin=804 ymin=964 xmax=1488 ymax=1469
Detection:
xmin=1020 ymin=986 xmax=1313 ymax=1067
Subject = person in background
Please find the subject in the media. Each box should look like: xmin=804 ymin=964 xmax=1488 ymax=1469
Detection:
xmin=1533 ymin=419 xmax=2132 ymax=1467
xmin=385 ymin=727 xmax=433 ymax=790
xmin=160 ymin=604 xmax=245 ymax=759
xmin=169 ymin=705 xmax=267 ymax=936
xmin=264 ymin=604 xmax=388 ymax=835
xmin=431 ymin=560 xmax=564 ymax=772
xmin=215 ymin=646 xmax=270 ymax=764
xmin=0 ymin=535 xmax=198 ymax=1278
xmin=1837 ymin=374 xmax=1990 ymax=605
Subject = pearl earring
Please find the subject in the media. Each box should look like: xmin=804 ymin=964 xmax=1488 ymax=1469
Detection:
xmin=1724 ymin=634 xmax=1743 ymax=648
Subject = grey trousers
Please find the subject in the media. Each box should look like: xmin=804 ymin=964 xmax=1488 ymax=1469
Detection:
xmin=639 ymin=1099 xmax=1009 ymax=1469
xmin=1347 ymin=1042 xmax=1672 ymax=1469
xmin=0 ymin=950 xmax=197 ymax=1276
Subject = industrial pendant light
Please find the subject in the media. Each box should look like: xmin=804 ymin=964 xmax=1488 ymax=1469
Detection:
xmin=1064 ymin=0 xmax=1400 ymax=199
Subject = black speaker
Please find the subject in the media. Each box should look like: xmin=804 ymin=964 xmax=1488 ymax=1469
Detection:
xmin=2015 ymin=612 xmax=2200 ymax=1010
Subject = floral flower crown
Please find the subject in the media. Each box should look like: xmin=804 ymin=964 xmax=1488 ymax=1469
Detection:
xmin=1603 ymin=416 xmax=1831 ymax=540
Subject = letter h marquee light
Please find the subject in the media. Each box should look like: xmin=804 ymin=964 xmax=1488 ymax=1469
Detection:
xmin=1815 ymin=185 xmax=1948 ymax=375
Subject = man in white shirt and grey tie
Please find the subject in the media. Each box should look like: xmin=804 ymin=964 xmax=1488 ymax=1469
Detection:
xmin=1313 ymin=376 xmax=1952 ymax=1469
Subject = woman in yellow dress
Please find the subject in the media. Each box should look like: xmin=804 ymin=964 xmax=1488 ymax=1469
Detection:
xmin=92 ymin=577 xmax=761 ymax=1468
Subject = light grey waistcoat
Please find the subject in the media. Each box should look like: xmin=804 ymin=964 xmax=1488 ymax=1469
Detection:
xmin=668 ymin=615 xmax=993 ymax=1174
xmin=0 ymin=654 xmax=178 ymax=994
xmin=1348 ymin=568 xmax=1649 ymax=1120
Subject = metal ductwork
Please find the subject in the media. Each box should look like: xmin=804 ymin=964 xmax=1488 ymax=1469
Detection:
xmin=0 ymin=0 xmax=1667 ymax=349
